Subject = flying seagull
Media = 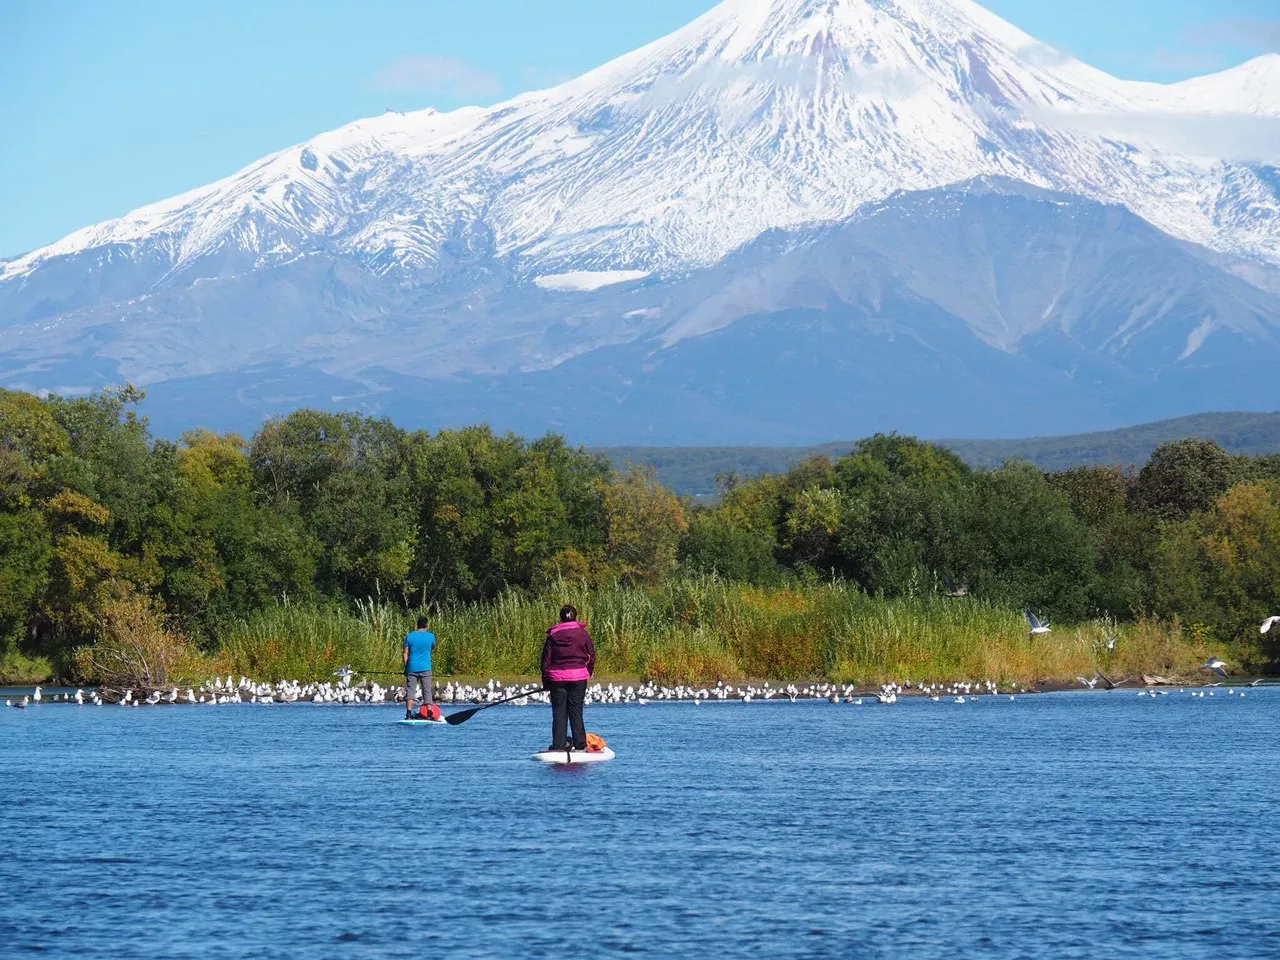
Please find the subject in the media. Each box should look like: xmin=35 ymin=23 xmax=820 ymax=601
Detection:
xmin=1076 ymin=675 xmax=1099 ymax=690
xmin=1024 ymin=610 xmax=1052 ymax=636
xmin=1260 ymin=616 xmax=1280 ymax=634
xmin=1200 ymin=657 xmax=1228 ymax=678
xmin=1094 ymin=672 xmax=1123 ymax=690
xmin=334 ymin=665 xmax=357 ymax=686
xmin=942 ymin=573 xmax=969 ymax=598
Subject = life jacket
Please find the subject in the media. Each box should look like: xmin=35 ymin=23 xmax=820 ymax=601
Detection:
xmin=585 ymin=732 xmax=606 ymax=753
xmin=418 ymin=703 xmax=443 ymax=721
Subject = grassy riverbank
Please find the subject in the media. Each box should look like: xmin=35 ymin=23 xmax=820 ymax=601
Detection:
xmin=191 ymin=579 xmax=1219 ymax=687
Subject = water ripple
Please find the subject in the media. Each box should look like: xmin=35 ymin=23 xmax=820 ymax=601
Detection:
xmin=2 ymin=690 xmax=1278 ymax=957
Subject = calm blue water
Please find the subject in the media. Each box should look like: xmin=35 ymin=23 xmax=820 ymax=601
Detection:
xmin=3 ymin=689 xmax=1278 ymax=958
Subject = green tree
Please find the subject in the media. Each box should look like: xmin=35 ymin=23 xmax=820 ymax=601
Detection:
xmin=958 ymin=461 xmax=1099 ymax=619
xmin=679 ymin=511 xmax=779 ymax=584
xmin=1130 ymin=439 xmax=1245 ymax=522
xmin=405 ymin=425 xmax=528 ymax=599
xmin=146 ymin=431 xmax=317 ymax=636
xmin=1048 ymin=465 xmax=1146 ymax=615
xmin=251 ymin=410 xmax=415 ymax=598
xmin=833 ymin=436 xmax=973 ymax=594
xmin=0 ymin=508 xmax=51 ymax=655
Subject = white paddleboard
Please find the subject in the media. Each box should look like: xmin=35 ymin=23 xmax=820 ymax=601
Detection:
xmin=532 ymin=746 xmax=616 ymax=764
xmin=396 ymin=718 xmax=447 ymax=726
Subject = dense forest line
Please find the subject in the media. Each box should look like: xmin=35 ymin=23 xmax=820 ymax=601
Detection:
xmin=600 ymin=411 xmax=1280 ymax=495
xmin=1 ymin=386 xmax=1277 ymax=684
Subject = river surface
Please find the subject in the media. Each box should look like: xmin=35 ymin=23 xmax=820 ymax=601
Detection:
xmin=2 ymin=688 xmax=1278 ymax=958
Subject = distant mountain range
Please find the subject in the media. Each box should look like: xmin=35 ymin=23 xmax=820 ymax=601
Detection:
xmin=2 ymin=0 xmax=1278 ymax=442
xmin=600 ymin=411 xmax=1280 ymax=496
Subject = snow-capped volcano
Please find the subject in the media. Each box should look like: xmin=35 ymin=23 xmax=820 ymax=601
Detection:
xmin=5 ymin=0 xmax=1277 ymax=284
xmin=1 ymin=0 xmax=1278 ymax=442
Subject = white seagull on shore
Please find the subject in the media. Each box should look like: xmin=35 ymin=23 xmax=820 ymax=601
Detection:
xmin=1024 ymin=610 xmax=1051 ymax=636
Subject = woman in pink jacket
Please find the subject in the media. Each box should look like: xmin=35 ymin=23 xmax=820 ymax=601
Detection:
xmin=540 ymin=604 xmax=596 ymax=751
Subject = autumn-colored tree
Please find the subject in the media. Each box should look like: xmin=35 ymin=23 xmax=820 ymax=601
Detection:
xmin=1151 ymin=481 xmax=1280 ymax=664
xmin=602 ymin=467 xmax=688 ymax=583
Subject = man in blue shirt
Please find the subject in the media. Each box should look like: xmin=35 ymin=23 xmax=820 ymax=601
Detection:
xmin=403 ymin=616 xmax=438 ymax=719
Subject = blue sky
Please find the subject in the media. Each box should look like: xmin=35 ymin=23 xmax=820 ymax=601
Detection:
xmin=3 ymin=0 xmax=1277 ymax=257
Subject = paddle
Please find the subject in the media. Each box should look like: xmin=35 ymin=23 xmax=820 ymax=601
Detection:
xmin=445 ymin=687 xmax=546 ymax=725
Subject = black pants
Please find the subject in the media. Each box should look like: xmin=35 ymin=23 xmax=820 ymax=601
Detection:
xmin=548 ymin=680 xmax=587 ymax=750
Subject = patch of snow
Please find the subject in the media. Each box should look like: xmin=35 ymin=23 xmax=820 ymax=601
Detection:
xmin=1179 ymin=316 xmax=1216 ymax=360
xmin=534 ymin=270 xmax=650 ymax=292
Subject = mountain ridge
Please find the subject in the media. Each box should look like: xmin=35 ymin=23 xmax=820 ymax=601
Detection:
xmin=7 ymin=178 xmax=1279 ymax=444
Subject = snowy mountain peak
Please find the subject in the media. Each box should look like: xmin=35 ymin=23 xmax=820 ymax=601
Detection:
xmin=1162 ymin=54 xmax=1280 ymax=116
xmin=604 ymin=0 xmax=1094 ymax=110
xmin=2 ymin=0 xmax=1278 ymax=289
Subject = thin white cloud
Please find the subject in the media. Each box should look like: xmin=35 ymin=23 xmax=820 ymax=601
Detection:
xmin=1148 ymin=49 xmax=1228 ymax=73
xmin=373 ymin=55 xmax=502 ymax=99
xmin=624 ymin=56 xmax=921 ymax=128
xmin=1027 ymin=105 xmax=1280 ymax=164
xmin=1016 ymin=41 xmax=1073 ymax=70
xmin=522 ymin=66 xmax=576 ymax=90
xmin=1184 ymin=19 xmax=1280 ymax=53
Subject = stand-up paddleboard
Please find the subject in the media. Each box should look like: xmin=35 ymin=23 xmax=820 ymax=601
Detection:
xmin=396 ymin=717 xmax=447 ymax=726
xmin=532 ymin=746 xmax=616 ymax=764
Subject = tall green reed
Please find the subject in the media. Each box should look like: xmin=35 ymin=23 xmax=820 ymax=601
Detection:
xmin=210 ymin=577 xmax=1211 ymax=685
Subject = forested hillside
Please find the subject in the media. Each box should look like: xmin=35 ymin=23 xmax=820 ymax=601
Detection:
xmin=600 ymin=412 xmax=1280 ymax=496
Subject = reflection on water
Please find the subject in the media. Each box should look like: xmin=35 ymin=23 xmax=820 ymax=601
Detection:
xmin=3 ymin=690 xmax=1278 ymax=957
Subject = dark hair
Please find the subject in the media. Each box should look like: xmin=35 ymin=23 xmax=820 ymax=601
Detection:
xmin=416 ymin=615 xmax=429 ymax=629
xmin=559 ymin=604 xmax=577 ymax=623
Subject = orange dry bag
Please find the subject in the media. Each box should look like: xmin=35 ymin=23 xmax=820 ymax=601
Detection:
xmin=585 ymin=732 xmax=606 ymax=753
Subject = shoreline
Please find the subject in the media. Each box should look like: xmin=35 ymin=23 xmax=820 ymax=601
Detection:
xmin=5 ymin=672 xmax=1275 ymax=708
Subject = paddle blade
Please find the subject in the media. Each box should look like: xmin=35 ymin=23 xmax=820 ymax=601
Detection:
xmin=444 ymin=706 xmax=482 ymax=725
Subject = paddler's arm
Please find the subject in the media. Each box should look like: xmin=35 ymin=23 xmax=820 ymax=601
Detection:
xmin=402 ymin=641 xmax=410 ymax=670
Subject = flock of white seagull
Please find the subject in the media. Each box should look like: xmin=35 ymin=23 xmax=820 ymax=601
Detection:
xmin=3 ymin=616 xmax=1276 ymax=712
xmin=1 ymin=667 xmax=1270 ymax=712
